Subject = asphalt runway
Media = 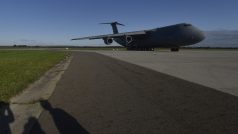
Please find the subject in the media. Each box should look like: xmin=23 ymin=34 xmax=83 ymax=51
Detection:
xmin=31 ymin=52 xmax=238 ymax=134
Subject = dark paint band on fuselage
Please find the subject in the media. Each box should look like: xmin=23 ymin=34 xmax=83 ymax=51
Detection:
xmin=114 ymin=23 xmax=205 ymax=48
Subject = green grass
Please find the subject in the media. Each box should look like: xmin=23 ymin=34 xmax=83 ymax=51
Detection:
xmin=0 ymin=50 xmax=69 ymax=102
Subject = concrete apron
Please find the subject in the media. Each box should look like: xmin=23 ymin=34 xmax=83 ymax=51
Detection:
xmin=96 ymin=50 xmax=238 ymax=97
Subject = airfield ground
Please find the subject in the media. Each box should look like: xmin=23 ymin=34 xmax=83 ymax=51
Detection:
xmin=97 ymin=50 xmax=238 ymax=97
xmin=1 ymin=49 xmax=238 ymax=134
xmin=30 ymin=50 xmax=238 ymax=134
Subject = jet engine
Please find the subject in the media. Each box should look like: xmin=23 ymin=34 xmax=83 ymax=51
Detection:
xmin=126 ymin=36 xmax=133 ymax=44
xmin=103 ymin=38 xmax=113 ymax=45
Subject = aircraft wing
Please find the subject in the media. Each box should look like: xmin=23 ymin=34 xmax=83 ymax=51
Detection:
xmin=71 ymin=31 xmax=146 ymax=40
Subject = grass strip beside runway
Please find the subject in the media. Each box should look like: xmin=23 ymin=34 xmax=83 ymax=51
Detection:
xmin=0 ymin=50 xmax=69 ymax=101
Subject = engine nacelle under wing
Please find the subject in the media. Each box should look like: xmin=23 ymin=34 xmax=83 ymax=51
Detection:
xmin=103 ymin=38 xmax=113 ymax=45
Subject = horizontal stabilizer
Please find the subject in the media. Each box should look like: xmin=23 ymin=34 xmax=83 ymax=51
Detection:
xmin=100 ymin=21 xmax=125 ymax=26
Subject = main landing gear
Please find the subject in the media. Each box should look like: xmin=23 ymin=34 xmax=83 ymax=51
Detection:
xmin=170 ymin=48 xmax=179 ymax=52
xmin=127 ymin=47 xmax=154 ymax=51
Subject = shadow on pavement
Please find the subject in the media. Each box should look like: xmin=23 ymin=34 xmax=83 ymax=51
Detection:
xmin=29 ymin=100 xmax=89 ymax=134
xmin=0 ymin=101 xmax=14 ymax=134
xmin=23 ymin=117 xmax=45 ymax=134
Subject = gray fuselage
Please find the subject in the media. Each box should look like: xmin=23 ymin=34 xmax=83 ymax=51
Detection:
xmin=114 ymin=23 xmax=205 ymax=49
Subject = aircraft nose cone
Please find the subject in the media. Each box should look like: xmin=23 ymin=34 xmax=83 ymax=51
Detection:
xmin=188 ymin=26 xmax=205 ymax=44
xmin=194 ymin=30 xmax=205 ymax=42
xmin=179 ymin=24 xmax=205 ymax=46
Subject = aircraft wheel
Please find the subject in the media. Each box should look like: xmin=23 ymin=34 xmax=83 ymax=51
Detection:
xmin=171 ymin=48 xmax=179 ymax=52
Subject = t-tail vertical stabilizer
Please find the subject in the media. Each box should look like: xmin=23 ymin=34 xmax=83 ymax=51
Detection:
xmin=100 ymin=21 xmax=125 ymax=34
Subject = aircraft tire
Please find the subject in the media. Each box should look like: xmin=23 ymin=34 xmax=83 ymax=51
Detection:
xmin=170 ymin=48 xmax=179 ymax=52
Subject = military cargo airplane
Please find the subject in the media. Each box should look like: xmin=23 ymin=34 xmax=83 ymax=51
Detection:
xmin=71 ymin=22 xmax=205 ymax=51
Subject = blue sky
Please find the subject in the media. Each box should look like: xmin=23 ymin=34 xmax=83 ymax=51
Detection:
xmin=0 ymin=0 xmax=238 ymax=46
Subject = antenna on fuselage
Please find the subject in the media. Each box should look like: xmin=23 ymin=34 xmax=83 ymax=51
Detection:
xmin=100 ymin=21 xmax=125 ymax=34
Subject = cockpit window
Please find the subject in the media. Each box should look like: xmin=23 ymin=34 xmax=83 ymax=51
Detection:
xmin=184 ymin=24 xmax=192 ymax=27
